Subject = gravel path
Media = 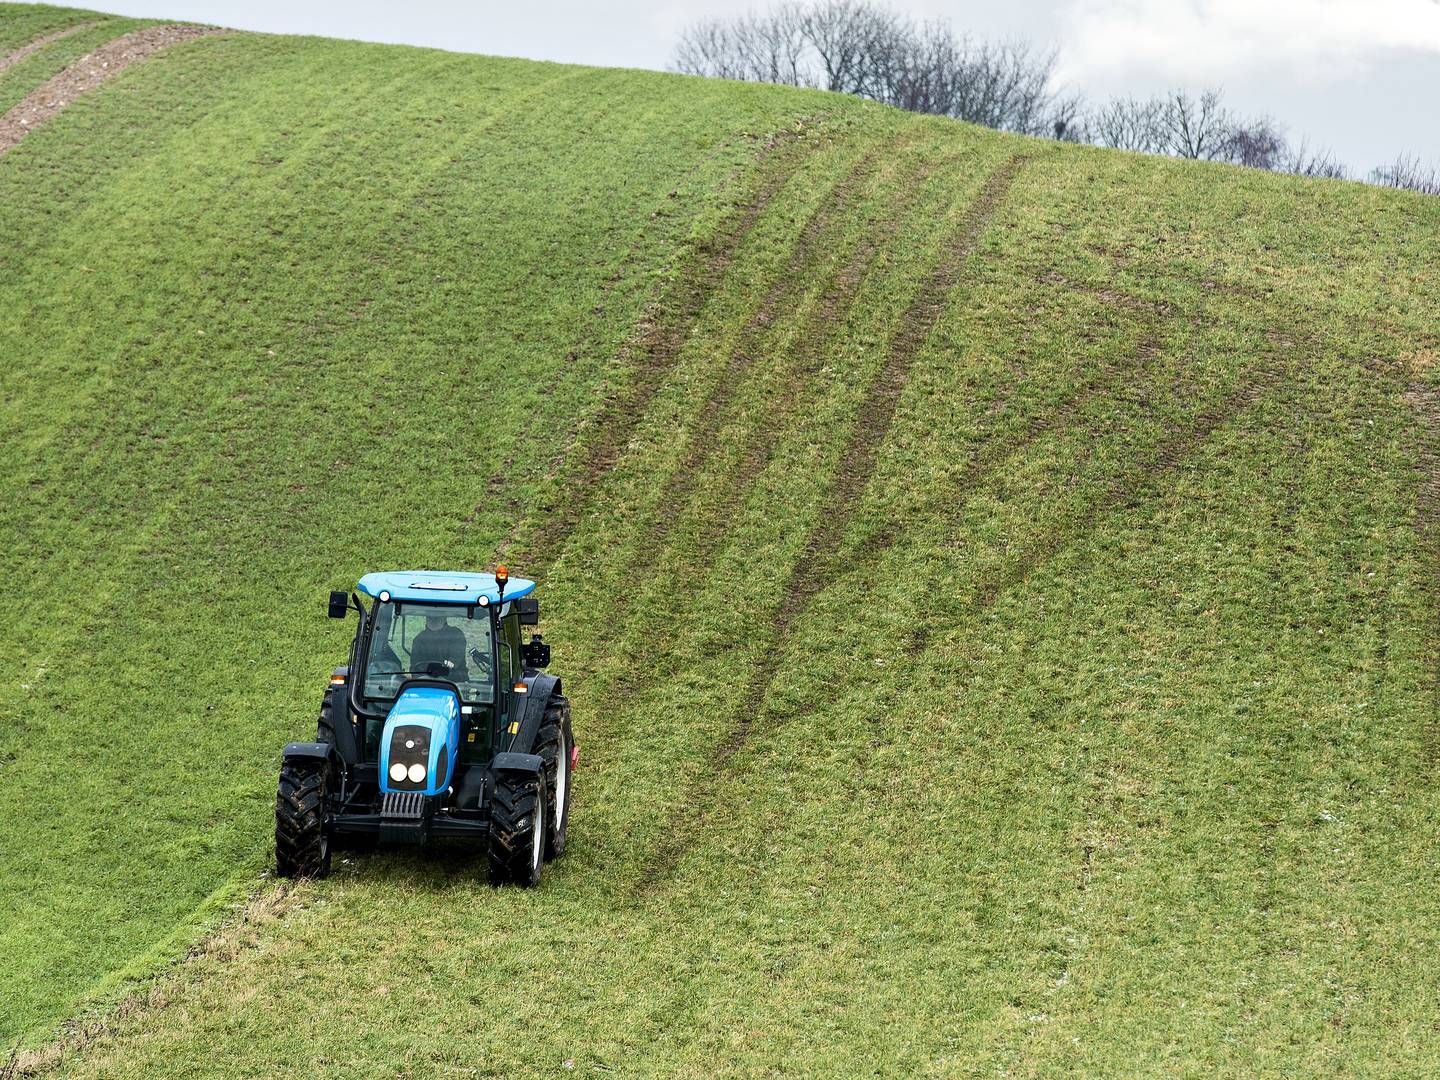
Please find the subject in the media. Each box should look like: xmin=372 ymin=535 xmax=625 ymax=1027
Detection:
xmin=0 ymin=24 xmax=220 ymax=156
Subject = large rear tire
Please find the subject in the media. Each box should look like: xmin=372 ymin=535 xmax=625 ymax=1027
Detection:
xmin=535 ymin=695 xmax=574 ymax=861
xmin=275 ymin=761 xmax=331 ymax=879
xmin=487 ymin=770 xmax=547 ymax=888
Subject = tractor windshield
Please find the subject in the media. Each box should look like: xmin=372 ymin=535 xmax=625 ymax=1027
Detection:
xmin=361 ymin=601 xmax=495 ymax=704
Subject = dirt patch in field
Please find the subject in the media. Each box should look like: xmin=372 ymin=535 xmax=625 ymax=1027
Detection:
xmin=0 ymin=25 xmax=220 ymax=156
xmin=0 ymin=21 xmax=102 ymax=75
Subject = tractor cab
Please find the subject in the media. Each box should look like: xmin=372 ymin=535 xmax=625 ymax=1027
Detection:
xmin=276 ymin=567 xmax=572 ymax=887
xmin=341 ymin=570 xmax=545 ymax=762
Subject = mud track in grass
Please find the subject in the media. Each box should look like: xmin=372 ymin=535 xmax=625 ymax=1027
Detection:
xmin=960 ymin=367 xmax=1286 ymax=618
xmin=1405 ymin=381 xmax=1440 ymax=770
xmin=626 ymin=141 xmax=894 ymax=562
xmin=597 ymin=132 xmax=932 ymax=638
xmin=0 ymin=25 xmax=221 ymax=155
xmin=633 ymin=151 xmax=1035 ymax=891
xmin=0 ymin=21 xmax=101 ymax=76
xmin=520 ymin=128 xmax=822 ymax=574
xmin=581 ymin=144 xmax=941 ymax=752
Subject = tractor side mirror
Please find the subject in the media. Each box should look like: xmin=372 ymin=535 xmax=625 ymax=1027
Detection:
xmin=521 ymin=635 xmax=551 ymax=669
xmin=516 ymin=597 xmax=540 ymax=626
xmin=327 ymin=590 xmax=349 ymax=619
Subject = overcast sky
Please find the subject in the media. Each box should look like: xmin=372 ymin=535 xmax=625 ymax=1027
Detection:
xmin=90 ymin=0 xmax=1440 ymax=174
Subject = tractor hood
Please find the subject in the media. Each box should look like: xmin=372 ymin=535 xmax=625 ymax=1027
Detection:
xmin=378 ymin=685 xmax=462 ymax=797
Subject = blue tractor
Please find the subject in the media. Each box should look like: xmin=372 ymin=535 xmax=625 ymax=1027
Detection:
xmin=275 ymin=567 xmax=574 ymax=887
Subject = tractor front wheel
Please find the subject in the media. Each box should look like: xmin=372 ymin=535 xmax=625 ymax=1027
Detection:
xmin=487 ymin=769 xmax=547 ymax=887
xmin=275 ymin=761 xmax=331 ymax=879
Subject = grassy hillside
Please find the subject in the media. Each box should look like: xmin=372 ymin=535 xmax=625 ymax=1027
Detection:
xmin=3 ymin=4 xmax=1440 ymax=1074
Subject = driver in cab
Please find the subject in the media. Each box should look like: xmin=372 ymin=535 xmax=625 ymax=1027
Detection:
xmin=411 ymin=613 xmax=468 ymax=681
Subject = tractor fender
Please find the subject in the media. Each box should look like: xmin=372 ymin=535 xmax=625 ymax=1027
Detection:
xmin=322 ymin=687 xmax=361 ymax=767
xmin=282 ymin=741 xmax=336 ymax=766
xmin=491 ymin=751 xmax=543 ymax=775
xmin=509 ymin=673 xmax=562 ymax=755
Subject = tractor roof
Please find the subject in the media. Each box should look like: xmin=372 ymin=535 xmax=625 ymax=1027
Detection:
xmin=356 ymin=570 xmax=536 ymax=606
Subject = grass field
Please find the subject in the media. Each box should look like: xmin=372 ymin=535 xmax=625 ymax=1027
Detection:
xmin=3 ymin=4 xmax=1440 ymax=1074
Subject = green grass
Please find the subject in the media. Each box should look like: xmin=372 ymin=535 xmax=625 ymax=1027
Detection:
xmin=3 ymin=4 xmax=1440 ymax=1075
xmin=0 ymin=3 xmax=96 ymax=50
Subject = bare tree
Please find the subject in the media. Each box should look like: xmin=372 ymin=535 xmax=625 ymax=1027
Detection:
xmin=1282 ymin=140 xmax=1349 ymax=180
xmin=1165 ymin=90 xmax=1234 ymax=161
xmin=670 ymin=0 xmax=1076 ymax=137
xmin=1370 ymin=154 xmax=1440 ymax=195
xmin=1226 ymin=116 xmax=1287 ymax=170
xmin=798 ymin=0 xmax=897 ymax=94
xmin=1089 ymin=96 xmax=1169 ymax=153
xmin=674 ymin=0 xmax=1430 ymax=195
xmin=673 ymin=6 xmax=813 ymax=86
xmin=673 ymin=18 xmax=749 ymax=81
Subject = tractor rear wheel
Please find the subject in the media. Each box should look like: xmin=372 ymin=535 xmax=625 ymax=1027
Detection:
xmin=487 ymin=770 xmax=547 ymax=887
xmin=535 ymin=695 xmax=574 ymax=860
xmin=275 ymin=761 xmax=331 ymax=879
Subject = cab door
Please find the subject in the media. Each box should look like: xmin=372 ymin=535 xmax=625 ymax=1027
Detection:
xmin=497 ymin=608 xmax=524 ymax=739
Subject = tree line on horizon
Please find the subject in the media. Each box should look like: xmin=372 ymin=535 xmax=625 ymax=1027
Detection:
xmin=672 ymin=0 xmax=1440 ymax=195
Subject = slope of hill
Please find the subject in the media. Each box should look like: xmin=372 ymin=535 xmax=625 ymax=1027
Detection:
xmin=3 ymin=4 xmax=1439 ymax=1074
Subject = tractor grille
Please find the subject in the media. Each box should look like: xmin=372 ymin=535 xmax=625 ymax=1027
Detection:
xmin=381 ymin=791 xmax=427 ymax=820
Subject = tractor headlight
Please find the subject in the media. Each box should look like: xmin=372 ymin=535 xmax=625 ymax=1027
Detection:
xmin=407 ymin=762 xmax=427 ymax=784
xmin=389 ymin=762 xmax=407 ymax=783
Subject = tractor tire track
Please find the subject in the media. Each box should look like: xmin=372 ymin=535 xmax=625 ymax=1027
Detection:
xmin=964 ymin=368 xmax=1285 ymax=619
xmin=594 ymin=130 xmax=931 ymax=635
xmin=485 ymin=121 xmax=831 ymax=561
xmin=685 ymin=151 xmax=940 ymax=570
xmin=1404 ymin=381 xmax=1440 ymax=769
xmin=716 ymin=152 xmax=1034 ymax=758
xmin=520 ymin=126 xmax=822 ymax=574
xmin=585 ymin=144 xmax=941 ymax=738
xmin=631 ymin=141 xmax=893 ymax=562
xmin=634 ymin=151 xmax=1034 ymax=891
xmin=0 ymin=20 xmax=101 ymax=75
xmin=853 ymin=327 xmax=1167 ymax=561
xmin=0 ymin=24 xmax=220 ymax=155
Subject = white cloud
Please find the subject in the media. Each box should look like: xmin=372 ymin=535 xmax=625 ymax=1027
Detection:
xmin=1057 ymin=0 xmax=1440 ymax=84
